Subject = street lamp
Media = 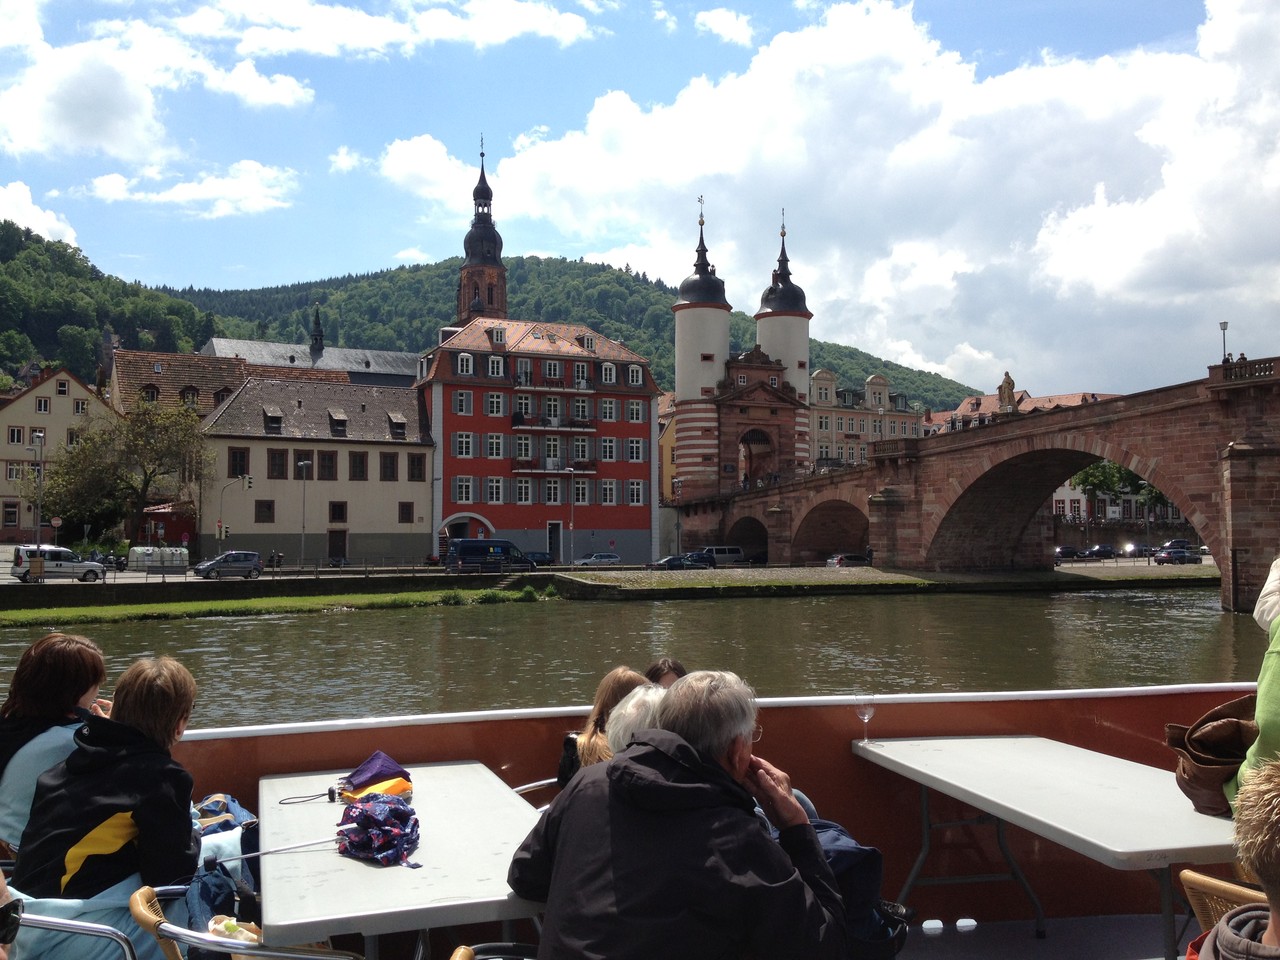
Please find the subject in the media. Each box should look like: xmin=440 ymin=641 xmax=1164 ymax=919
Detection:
xmin=1220 ymin=320 xmax=1229 ymax=363
xmin=876 ymin=406 xmax=884 ymax=452
xmin=297 ymin=460 xmax=312 ymax=567
xmin=566 ymin=466 xmax=575 ymax=565
xmin=673 ymin=477 xmax=683 ymax=555
xmin=25 ymin=431 xmax=44 ymax=543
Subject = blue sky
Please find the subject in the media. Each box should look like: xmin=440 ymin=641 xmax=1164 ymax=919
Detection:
xmin=1 ymin=0 xmax=1274 ymax=397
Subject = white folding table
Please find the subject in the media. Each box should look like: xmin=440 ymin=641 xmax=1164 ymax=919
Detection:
xmin=258 ymin=761 xmax=543 ymax=959
xmin=852 ymin=735 xmax=1236 ymax=960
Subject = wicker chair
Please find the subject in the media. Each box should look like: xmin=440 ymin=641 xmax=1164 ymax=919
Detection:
xmin=447 ymin=945 xmax=539 ymax=960
xmin=1180 ymin=869 xmax=1266 ymax=932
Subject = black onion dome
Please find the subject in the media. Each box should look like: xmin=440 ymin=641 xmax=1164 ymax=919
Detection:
xmin=463 ymin=153 xmax=503 ymax=267
xmin=757 ymin=235 xmax=809 ymax=314
xmin=675 ymin=223 xmax=729 ymax=307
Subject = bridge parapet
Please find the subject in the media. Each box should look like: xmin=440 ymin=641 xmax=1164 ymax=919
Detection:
xmin=1209 ymin=355 xmax=1278 ymax=388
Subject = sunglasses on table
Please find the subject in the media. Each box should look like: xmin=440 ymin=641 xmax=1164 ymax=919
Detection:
xmin=0 ymin=899 xmax=21 ymax=945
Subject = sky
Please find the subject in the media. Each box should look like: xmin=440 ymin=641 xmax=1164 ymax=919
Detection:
xmin=1 ymin=0 xmax=1275 ymax=397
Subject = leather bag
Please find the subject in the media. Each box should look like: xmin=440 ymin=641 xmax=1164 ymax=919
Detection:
xmin=1165 ymin=694 xmax=1258 ymax=817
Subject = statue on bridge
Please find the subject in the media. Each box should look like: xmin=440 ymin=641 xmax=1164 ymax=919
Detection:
xmin=998 ymin=371 xmax=1016 ymax=412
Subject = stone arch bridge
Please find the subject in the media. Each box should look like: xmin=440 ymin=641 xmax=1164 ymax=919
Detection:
xmin=679 ymin=359 xmax=1280 ymax=612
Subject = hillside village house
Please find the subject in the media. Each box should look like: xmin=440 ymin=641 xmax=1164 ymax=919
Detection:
xmin=0 ymin=368 xmax=115 ymax=545
xmin=199 ymin=378 xmax=432 ymax=563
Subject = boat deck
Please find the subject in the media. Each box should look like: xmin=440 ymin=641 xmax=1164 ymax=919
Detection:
xmin=902 ymin=914 xmax=1186 ymax=960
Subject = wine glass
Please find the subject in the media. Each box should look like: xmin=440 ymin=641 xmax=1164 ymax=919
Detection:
xmin=855 ymin=696 xmax=876 ymax=743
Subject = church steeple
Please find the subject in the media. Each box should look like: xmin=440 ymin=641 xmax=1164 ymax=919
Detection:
xmin=309 ymin=303 xmax=324 ymax=355
xmin=457 ymin=142 xmax=507 ymax=325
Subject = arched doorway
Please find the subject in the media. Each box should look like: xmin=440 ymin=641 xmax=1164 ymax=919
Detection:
xmin=738 ymin=429 xmax=775 ymax=487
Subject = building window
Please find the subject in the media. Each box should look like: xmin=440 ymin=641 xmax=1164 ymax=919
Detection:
xmin=2 ymin=501 xmax=17 ymax=527
xmin=488 ymin=356 xmax=503 ymax=377
xmin=349 ymin=451 xmax=368 ymax=481
xmin=600 ymin=480 xmax=617 ymax=505
xmin=408 ymin=453 xmax=426 ymax=481
xmin=574 ymin=477 xmax=589 ymax=505
xmin=627 ymin=400 xmax=644 ymax=422
xmin=627 ymin=438 xmax=644 ymax=461
xmin=35 ymin=397 xmax=49 ymax=414
xmin=600 ymin=437 xmax=616 ymax=461
xmin=399 ymin=501 xmax=414 ymax=523
xmin=515 ymin=394 xmax=532 ymax=416
xmin=628 ymin=365 xmax=643 ymax=386
xmin=267 ymin=448 xmax=287 ymax=479
xmin=487 ymin=477 xmax=503 ymax=504
xmin=317 ymin=450 xmax=338 ymax=481
xmin=457 ymin=353 xmax=473 ymax=375
xmin=56 ymin=380 xmax=69 ymax=396
xmin=701 ymin=353 xmax=714 ymax=362
xmin=769 ymin=376 xmax=779 ymax=388
xmin=142 ymin=385 xmax=159 ymax=402
xmin=737 ymin=374 xmax=747 ymax=385
xmin=7 ymin=427 xmax=21 ymax=445
xmin=454 ymin=390 xmax=473 ymax=415
xmin=74 ymin=399 xmax=88 ymax=415
xmin=544 ymin=435 xmax=561 ymax=464
xmin=573 ymin=397 xmax=589 ymax=420
xmin=627 ymin=479 xmax=644 ymax=505
xmin=818 ymin=443 xmax=830 ymax=459
xmin=817 ymin=415 xmax=830 ymax=431
xmin=294 ymin=452 xmax=314 ymax=479
xmin=544 ymin=396 xmax=562 ymax=420
xmin=516 ymin=478 xmax=532 ymax=504
xmin=486 ymin=393 xmax=504 ymax=416
xmin=572 ymin=436 xmax=589 ymax=461
xmin=330 ymin=501 xmax=348 ymax=523
xmin=545 ymin=478 xmax=562 ymax=505
xmin=380 ymin=452 xmax=398 ymax=481
xmin=228 ymin=447 xmax=249 ymax=478
xmin=515 ymin=434 xmax=532 ymax=459
xmin=454 ymin=433 xmax=474 ymax=458
xmin=601 ymin=363 xmax=616 ymax=384
xmin=487 ymin=434 xmax=504 ymax=458
xmin=254 ymin=500 xmax=275 ymax=523
xmin=454 ymin=476 xmax=473 ymax=503
xmin=599 ymin=398 xmax=616 ymax=421
xmin=573 ymin=362 xmax=589 ymax=386
xmin=515 ymin=358 xmax=532 ymax=385
xmin=583 ymin=335 xmax=596 ymax=351
xmin=545 ymin=360 xmax=562 ymax=379
xmin=836 ymin=416 xmax=845 ymax=431
xmin=818 ymin=386 xmax=831 ymax=402
xmin=6 ymin=463 xmax=21 ymax=481
xmin=491 ymin=327 xmax=505 ymax=345
xmin=180 ymin=387 xmax=198 ymax=408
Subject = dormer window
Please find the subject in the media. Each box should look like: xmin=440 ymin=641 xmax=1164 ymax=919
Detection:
xmin=488 ymin=356 xmax=503 ymax=377
xmin=180 ymin=386 xmax=198 ymax=408
xmin=153 ymin=363 xmax=163 ymax=374
xmin=328 ymin=408 xmax=348 ymax=437
xmin=388 ymin=412 xmax=407 ymax=440
xmin=142 ymin=384 xmax=159 ymax=403
xmin=214 ymin=388 xmax=232 ymax=407
xmin=264 ymin=405 xmax=284 ymax=434
xmin=601 ymin=363 xmax=616 ymax=385
xmin=583 ymin=335 xmax=596 ymax=351
xmin=458 ymin=353 xmax=473 ymax=376
xmin=628 ymin=365 xmax=643 ymax=386
xmin=490 ymin=327 xmax=505 ymax=344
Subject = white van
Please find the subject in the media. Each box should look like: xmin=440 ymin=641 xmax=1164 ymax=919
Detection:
xmin=10 ymin=544 xmax=107 ymax=583
xmin=696 ymin=545 xmax=746 ymax=567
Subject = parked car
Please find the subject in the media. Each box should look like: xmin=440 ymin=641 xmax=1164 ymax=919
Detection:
xmin=1123 ymin=543 xmax=1156 ymax=558
xmin=825 ymin=553 xmax=870 ymax=567
xmin=10 ymin=544 xmax=106 ymax=583
xmin=1054 ymin=545 xmax=1080 ymax=560
xmin=683 ymin=550 xmax=716 ymax=568
xmin=194 ymin=550 xmax=264 ymax=579
xmin=645 ymin=555 xmax=708 ymax=570
xmin=1079 ymin=545 xmax=1116 ymax=560
xmin=573 ymin=552 xmax=622 ymax=567
xmin=1160 ymin=539 xmax=1191 ymax=551
xmin=444 ymin=539 xmax=535 ymax=574
xmin=1154 ymin=548 xmax=1203 ymax=565
xmin=525 ymin=551 xmax=554 ymax=567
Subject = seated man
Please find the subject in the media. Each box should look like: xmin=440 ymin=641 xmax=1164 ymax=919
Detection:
xmin=508 ymin=670 xmax=848 ymax=960
xmin=1189 ymin=757 xmax=1280 ymax=958
xmin=13 ymin=657 xmax=200 ymax=899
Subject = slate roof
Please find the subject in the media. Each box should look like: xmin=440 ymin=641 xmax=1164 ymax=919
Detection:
xmin=201 ymin=378 xmax=431 ymax=445
xmin=110 ymin=350 xmax=249 ymax=415
xmin=200 ymin=338 xmax=419 ymax=385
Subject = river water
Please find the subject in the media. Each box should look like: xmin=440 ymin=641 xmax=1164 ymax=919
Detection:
xmin=0 ymin=586 xmax=1262 ymax=728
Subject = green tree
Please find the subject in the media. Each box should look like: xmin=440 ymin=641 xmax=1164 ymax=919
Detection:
xmin=41 ymin=406 xmax=210 ymax=539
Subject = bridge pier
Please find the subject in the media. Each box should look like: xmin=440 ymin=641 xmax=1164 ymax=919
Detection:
xmin=867 ymin=489 xmax=912 ymax=569
xmin=1220 ymin=441 xmax=1280 ymax=613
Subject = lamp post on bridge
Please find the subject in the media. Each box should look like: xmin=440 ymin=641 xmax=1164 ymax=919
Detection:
xmin=567 ymin=466 xmax=575 ymax=565
xmin=1220 ymin=320 xmax=1229 ymax=364
xmin=297 ymin=460 xmax=312 ymax=567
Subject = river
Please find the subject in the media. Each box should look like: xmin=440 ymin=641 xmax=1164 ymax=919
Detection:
xmin=0 ymin=586 xmax=1261 ymax=728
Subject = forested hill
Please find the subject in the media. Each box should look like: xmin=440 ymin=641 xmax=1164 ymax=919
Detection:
xmin=163 ymin=256 xmax=978 ymax=410
xmin=0 ymin=219 xmax=977 ymax=410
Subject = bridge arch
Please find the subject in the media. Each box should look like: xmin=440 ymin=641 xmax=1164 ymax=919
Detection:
xmin=724 ymin=515 xmax=769 ymax=560
xmin=739 ymin=428 xmax=775 ymax=483
xmin=794 ymin=500 xmax=869 ymax=565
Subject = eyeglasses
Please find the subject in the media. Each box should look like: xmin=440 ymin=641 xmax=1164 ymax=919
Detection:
xmin=751 ymin=724 xmax=763 ymax=743
xmin=0 ymin=899 xmax=23 ymax=945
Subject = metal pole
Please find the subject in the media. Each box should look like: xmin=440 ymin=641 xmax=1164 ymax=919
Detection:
xmin=298 ymin=460 xmax=311 ymax=567
xmin=567 ymin=466 xmax=575 ymax=565
xmin=1220 ymin=320 xmax=1229 ymax=363
xmin=26 ymin=433 xmax=44 ymax=542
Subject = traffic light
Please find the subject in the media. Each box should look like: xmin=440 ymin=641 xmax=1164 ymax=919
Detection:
xmin=247 ymin=475 xmax=253 ymax=489
xmin=216 ymin=519 xmax=223 ymax=541
xmin=241 ymin=474 xmax=254 ymax=490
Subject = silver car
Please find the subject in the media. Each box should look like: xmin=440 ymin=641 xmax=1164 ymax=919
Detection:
xmin=573 ymin=552 xmax=622 ymax=567
xmin=10 ymin=544 xmax=106 ymax=582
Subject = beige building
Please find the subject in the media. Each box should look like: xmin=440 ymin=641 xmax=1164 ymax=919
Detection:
xmin=808 ymin=370 xmax=923 ymax=466
xmin=199 ymin=378 xmax=434 ymax=563
xmin=0 ymin=368 xmax=116 ymax=545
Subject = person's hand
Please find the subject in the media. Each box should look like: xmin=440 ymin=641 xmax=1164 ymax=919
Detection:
xmin=746 ymin=755 xmax=809 ymax=829
xmin=89 ymin=698 xmax=112 ymax=718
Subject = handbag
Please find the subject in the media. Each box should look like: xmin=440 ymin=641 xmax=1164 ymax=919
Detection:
xmin=1165 ymin=693 xmax=1258 ymax=816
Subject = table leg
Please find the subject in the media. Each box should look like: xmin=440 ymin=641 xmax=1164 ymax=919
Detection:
xmin=364 ymin=933 xmax=380 ymax=960
xmin=1153 ymin=868 xmax=1177 ymax=960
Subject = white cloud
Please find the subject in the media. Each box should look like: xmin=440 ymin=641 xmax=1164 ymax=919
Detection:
xmin=652 ymin=2 xmax=677 ymax=32
xmin=379 ymin=134 xmax=479 ymax=223
xmin=393 ymin=246 xmax=432 ymax=263
xmin=0 ymin=182 xmax=77 ymax=244
xmin=329 ymin=146 xmax=368 ymax=173
xmin=694 ymin=8 xmax=754 ymax=47
xmin=204 ymin=58 xmax=314 ymax=107
xmin=84 ymin=161 xmax=299 ymax=218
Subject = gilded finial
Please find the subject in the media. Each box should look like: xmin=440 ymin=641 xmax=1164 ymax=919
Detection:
xmin=480 ymin=133 xmax=485 ymax=161
xmin=697 ymin=194 xmax=705 ymax=227
xmin=781 ymin=208 xmax=786 ymax=239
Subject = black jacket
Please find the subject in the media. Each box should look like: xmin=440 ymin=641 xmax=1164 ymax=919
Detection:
xmin=509 ymin=728 xmax=848 ymax=960
xmin=13 ymin=715 xmax=199 ymax=898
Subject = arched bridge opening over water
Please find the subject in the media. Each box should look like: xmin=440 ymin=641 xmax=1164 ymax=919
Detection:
xmin=680 ymin=359 xmax=1280 ymax=612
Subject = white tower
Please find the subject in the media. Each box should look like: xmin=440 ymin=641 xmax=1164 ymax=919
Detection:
xmin=754 ymin=223 xmax=813 ymax=461
xmin=672 ymin=212 xmax=731 ymax=487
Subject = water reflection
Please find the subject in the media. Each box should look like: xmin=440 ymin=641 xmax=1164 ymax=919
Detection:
xmin=0 ymin=588 xmax=1261 ymax=728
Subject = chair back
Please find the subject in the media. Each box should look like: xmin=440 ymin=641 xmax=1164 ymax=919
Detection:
xmin=447 ymin=945 xmax=538 ymax=960
xmin=1180 ymin=868 xmax=1266 ymax=931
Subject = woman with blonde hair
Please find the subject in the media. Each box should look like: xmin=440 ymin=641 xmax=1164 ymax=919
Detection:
xmin=557 ymin=666 xmax=646 ymax=786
